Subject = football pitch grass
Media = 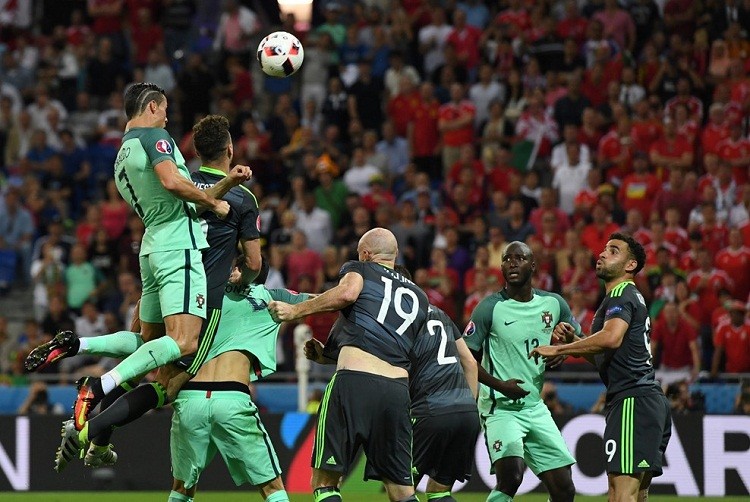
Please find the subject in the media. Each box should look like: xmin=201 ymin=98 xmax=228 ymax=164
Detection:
xmin=1 ymin=494 xmax=747 ymax=502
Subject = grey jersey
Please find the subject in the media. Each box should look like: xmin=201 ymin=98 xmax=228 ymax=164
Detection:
xmin=409 ymin=306 xmax=476 ymax=417
xmin=592 ymin=280 xmax=660 ymax=400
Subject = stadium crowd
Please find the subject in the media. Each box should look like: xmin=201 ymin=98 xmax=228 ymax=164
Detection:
xmin=0 ymin=0 xmax=748 ymax=405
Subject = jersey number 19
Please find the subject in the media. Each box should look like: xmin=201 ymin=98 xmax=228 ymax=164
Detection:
xmin=377 ymin=277 xmax=419 ymax=335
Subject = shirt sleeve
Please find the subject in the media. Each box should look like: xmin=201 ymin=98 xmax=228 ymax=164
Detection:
xmin=268 ymin=288 xmax=310 ymax=305
xmin=239 ymin=188 xmax=261 ymax=241
xmin=463 ymin=296 xmax=494 ymax=352
xmin=140 ymin=128 xmax=177 ymax=168
xmin=602 ymin=294 xmax=635 ymax=325
xmin=339 ymin=260 xmax=363 ymax=278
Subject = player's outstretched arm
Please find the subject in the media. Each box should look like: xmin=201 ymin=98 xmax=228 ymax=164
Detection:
xmin=269 ymin=272 xmax=363 ymax=322
xmin=531 ymin=318 xmax=629 ymax=360
xmin=154 ymin=160 xmax=229 ymax=217
xmin=201 ymin=165 xmax=253 ymax=202
xmin=456 ymin=338 xmax=478 ymax=399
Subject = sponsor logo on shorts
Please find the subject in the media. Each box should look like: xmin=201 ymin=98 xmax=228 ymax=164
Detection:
xmin=155 ymin=139 xmax=173 ymax=154
xmin=463 ymin=321 xmax=476 ymax=337
xmin=196 ymin=294 xmax=205 ymax=309
xmin=493 ymin=440 xmax=502 ymax=452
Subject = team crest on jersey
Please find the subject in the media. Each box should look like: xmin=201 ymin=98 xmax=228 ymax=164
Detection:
xmin=196 ymin=294 xmax=205 ymax=309
xmin=493 ymin=440 xmax=502 ymax=452
xmin=541 ymin=311 xmax=553 ymax=329
xmin=155 ymin=139 xmax=172 ymax=154
xmin=463 ymin=321 xmax=476 ymax=337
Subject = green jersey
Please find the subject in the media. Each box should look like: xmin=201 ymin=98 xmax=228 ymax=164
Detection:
xmin=114 ymin=127 xmax=208 ymax=255
xmin=205 ymin=283 xmax=310 ymax=380
xmin=464 ymin=288 xmax=580 ymax=415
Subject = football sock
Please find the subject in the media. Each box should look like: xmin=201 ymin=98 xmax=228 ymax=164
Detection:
xmin=90 ymin=380 xmax=137 ymax=447
xmin=78 ymin=331 xmax=143 ymax=357
xmin=100 ymin=336 xmax=181 ymax=394
xmin=398 ymin=496 xmax=419 ymax=502
xmin=168 ymin=491 xmax=192 ymax=502
xmin=86 ymin=382 xmax=167 ymax=440
xmin=265 ymin=491 xmax=290 ymax=502
xmin=488 ymin=490 xmax=513 ymax=502
xmin=427 ymin=492 xmax=455 ymax=501
xmin=313 ymin=486 xmax=341 ymax=502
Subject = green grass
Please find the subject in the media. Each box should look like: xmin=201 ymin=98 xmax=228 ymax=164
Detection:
xmin=0 ymin=494 xmax=747 ymax=502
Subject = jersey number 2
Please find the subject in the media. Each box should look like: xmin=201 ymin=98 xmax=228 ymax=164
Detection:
xmin=427 ymin=319 xmax=458 ymax=365
xmin=377 ymin=277 xmax=419 ymax=335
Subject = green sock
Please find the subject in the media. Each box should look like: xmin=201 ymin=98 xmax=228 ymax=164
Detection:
xmin=427 ymin=492 xmax=453 ymax=500
xmin=79 ymin=331 xmax=143 ymax=357
xmin=313 ymin=487 xmax=341 ymax=502
xmin=265 ymin=491 xmax=289 ymax=502
xmin=487 ymin=490 xmax=513 ymax=502
xmin=168 ymin=490 xmax=192 ymax=502
xmin=102 ymin=336 xmax=181 ymax=391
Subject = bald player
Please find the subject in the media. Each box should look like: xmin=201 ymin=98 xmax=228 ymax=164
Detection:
xmin=269 ymin=228 xmax=429 ymax=502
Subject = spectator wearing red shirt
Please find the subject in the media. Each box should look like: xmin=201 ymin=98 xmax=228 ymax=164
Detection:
xmin=464 ymin=246 xmax=504 ymax=295
xmin=529 ymin=187 xmax=570 ymax=235
xmin=712 ymin=302 xmax=750 ymax=375
xmin=578 ymin=107 xmax=603 ymax=154
xmin=664 ymin=77 xmax=704 ymax=123
xmin=692 ymin=202 xmax=730 ymax=257
xmin=463 ymin=272 xmax=499 ymax=325
xmin=285 ymin=230 xmax=324 ymax=292
xmin=88 ymin=0 xmax=124 ymax=37
xmin=716 ymin=120 xmax=750 ymax=185
xmin=495 ymin=0 xmax=531 ymax=34
xmin=387 ymin=75 xmax=420 ymax=138
xmin=361 ymin=175 xmax=396 ymax=213
xmin=651 ymin=301 xmax=701 ymax=384
xmin=649 ymin=118 xmax=694 ymax=182
xmin=485 ymin=147 xmax=516 ymax=195
xmin=618 ymin=151 xmax=661 ymax=221
xmin=652 ymin=169 xmax=698 ymax=227
xmin=556 ymin=0 xmax=588 ymax=46
xmin=527 ymin=211 xmax=565 ymax=275
xmin=446 ymin=144 xmax=485 ymax=192
xmin=597 ymin=115 xmax=635 ymax=184
xmin=679 ymin=231 xmax=703 ymax=273
xmin=701 ymin=103 xmax=730 ymax=156
xmin=630 ymin=99 xmax=663 ymax=153
xmin=446 ymin=9 xmax=482 ymax=76
xmin=687 ymin=248 xmax=734 ymax=328
xmin=438 ymin=83 xmax=476 ymax=176
xmin=580 ymin=204 xmax=620 ymax=257
xmin=561 ymin=248 xmax=599 ymax=307
xmin=716 ymin=228 xmax=750 ymax=300
xmin=129 ymin=7 xmax=163 ymax=66
xmin=664 ymin=207 xmax=690 ymax=252
xmin=620 ymin=209 xmax=653 ymax=248
xmin=408 ymin=82 xmax=441 ymax=179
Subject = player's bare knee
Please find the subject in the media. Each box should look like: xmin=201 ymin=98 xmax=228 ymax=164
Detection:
xmin=258 ymin=476 xmax=285 ymax=498
xmin=170 ymin=333 xmax=197 ymax=356
xmin=171 ymin=478 xmax=186 ymax=493
xmin=550 ymin=480 xmax=576 ymax=502
xmin=311 ymin=468 xmax=340 ymax=489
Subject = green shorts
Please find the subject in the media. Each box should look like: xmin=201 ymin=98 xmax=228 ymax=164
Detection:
xmin=482 ymin=402 xmax=575 ymax=476
xmin=139 ymin=249 xmax=207 ymax=323
xmin=170 ymin=383 xmax=282 ymax=489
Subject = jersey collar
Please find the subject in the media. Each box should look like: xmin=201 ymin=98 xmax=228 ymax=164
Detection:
xmin=199 ymin=166 xmax=227 ymax=177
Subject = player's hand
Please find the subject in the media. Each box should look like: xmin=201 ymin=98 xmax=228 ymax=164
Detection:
xmin=552 ymin=322 xmax=576 ymax=343
xmin=529 ymin=345 xmax=559 ymax=365
xmin=268 ymin=301 xmax=298 ymax=322
xmin=545 ymin=354 xmax=568 ymax=369
xmin=228 ymin=165 xmax=252 ymax=186
xmin=211 ymin=199 xmax=231 ymax=219
xmin=498 ymin=379 xmax=529 ymax=400
xmin=303 ymin=338 xmax=326 ymax=364
xmin=228 ymin=266 xmax=242 ymax=285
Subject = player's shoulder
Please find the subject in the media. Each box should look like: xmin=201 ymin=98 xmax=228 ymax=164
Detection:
xmin=427 ymin=304 xmax=451 ymax=323
xmin=129 ymin=126 xmax=172 ymax=145
xmin=473 ymin=290 xmax=509 ymax=316
xmin=609 ymin=281 xmax=646 ymax=305
xmin=533 ymin=288 xmax=568 ymax=306
xmin=339 ymin=259 xmax=365 ymax=276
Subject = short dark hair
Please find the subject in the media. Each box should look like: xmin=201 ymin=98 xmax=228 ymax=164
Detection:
xmin=124 ymin=82 xmax=166 ymax=119
xmin=193 ymin=115 xmax=231 ymax=162
xmin=609 ymin=232 xmax=646 ymax=275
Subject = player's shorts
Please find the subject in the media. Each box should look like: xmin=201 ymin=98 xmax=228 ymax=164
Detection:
xmin=604 ymin=391 xmax=671 ymax=476
xmin=170 ymin=381 xmax=281 ymax=489
xmin=482 ymin=401 xmax=575 ymax=476
xmin=312 ymin=369 xmax=413 ymax=486
xmin=139 ymin=249 xmax=207 ymax=323
xmin=413 ymin=409 xmax=480 ymax=486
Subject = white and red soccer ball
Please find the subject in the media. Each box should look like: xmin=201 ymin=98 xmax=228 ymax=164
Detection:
xmin=256 ymin=31 xmax=304 ymax=78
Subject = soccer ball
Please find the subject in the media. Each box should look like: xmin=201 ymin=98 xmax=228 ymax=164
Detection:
xmin=256 ymin=31 xmax=304 ymax=78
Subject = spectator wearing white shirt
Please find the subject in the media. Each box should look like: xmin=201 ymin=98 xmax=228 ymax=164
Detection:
xmin=344 ymin=147 xmax=381 ymax=196
xmin=551 ymin=124 xmax=591 ymax=172
xmin=469 ymin=63 xmax=505 ymax=129
xmin=375 ymin=121 xmax=409 ymax=178
xmin=294 ymin=191 xmax=333 ymax=254
xmin=26 ymin=85 xmax=67 ymax=131
xmin=618 ymin=66 xmax=645 ymax=110
xmin=60 ymin=301 xmax=107 ymax=375
xmin=418 ymin=7 xmax=453 ymax=78
xmin=552 ymin=142 xmax=591 ymax=214
xmin=213 ymin=0 xmax=260 ymax=58
xmin=384 ymin=50 xmax=420 ymax=98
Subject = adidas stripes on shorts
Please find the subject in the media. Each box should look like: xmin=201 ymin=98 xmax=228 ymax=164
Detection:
xmin=603 ymin=391 xmax=672 ymax=476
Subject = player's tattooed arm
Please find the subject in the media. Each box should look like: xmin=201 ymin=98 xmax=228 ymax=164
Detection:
xmin=470 ymin=348 xmax=529 ymax=401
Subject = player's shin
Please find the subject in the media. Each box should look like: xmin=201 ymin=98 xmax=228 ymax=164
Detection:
xmin=79 ymin=331 xmax=143 ymax=357
xmin=264 ymin=490 xmax=290 ymax=502
xmin=86 ymin=382 xmax=168 ymax=440
xmin=100 ymin=336 xmax=181 ymax=394
xmin=313 ymin=486 xmax=342 ymax=502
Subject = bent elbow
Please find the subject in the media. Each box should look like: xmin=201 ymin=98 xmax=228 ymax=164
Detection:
xmin=340 ymin=287 xmax=360 ymax=305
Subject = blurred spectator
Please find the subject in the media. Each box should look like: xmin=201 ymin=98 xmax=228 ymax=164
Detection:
xmin=17 ymin=381 xmax=63 ymax=415
xmin=294 ymin=191 xmax=333 ymax=254
xmin=41 ymin=295 xmax=75 ymax=340
xmin=734 ymin=381 xmax=750 ymax=415
xmin=0 ymin=316 xmax=17 ymax=376
xmin=618 ymin=151 xmax=660 ymax=221
xmin=652 ymin=170 xmax=698 ymax=227
xmin=651 ymin=301 xmax=701 ymax=385
xmin=438 ymin=83 xmax=476 ymax=176
xmin=712 ymin=301 xmax=750 ymax=376
xmin=64 ymin=244 xmax=103 ymax=313
xmin=213 ymin=0 xmax=260 ymax=63
xmin=560 ymin=249 xmax=599 ymax=308
xmin=553 ymin=142 xmax=592 ymax=215
xmin=665 ymin=380 xmax=705 ymax=415
xmin=580 ymin=203 xmax=619 ymax=257
xmin=30 ymin=242 xmax=65 ymax=322
xmin=285 ymin=230 xmax=323 ymax=293
xmin=715 ymin=228 xmax=750 ymax=300
xmin=0 ymin=189 xmax=35 ymax=284
xmin=541 ymin=381 xmax=574 ymax=416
